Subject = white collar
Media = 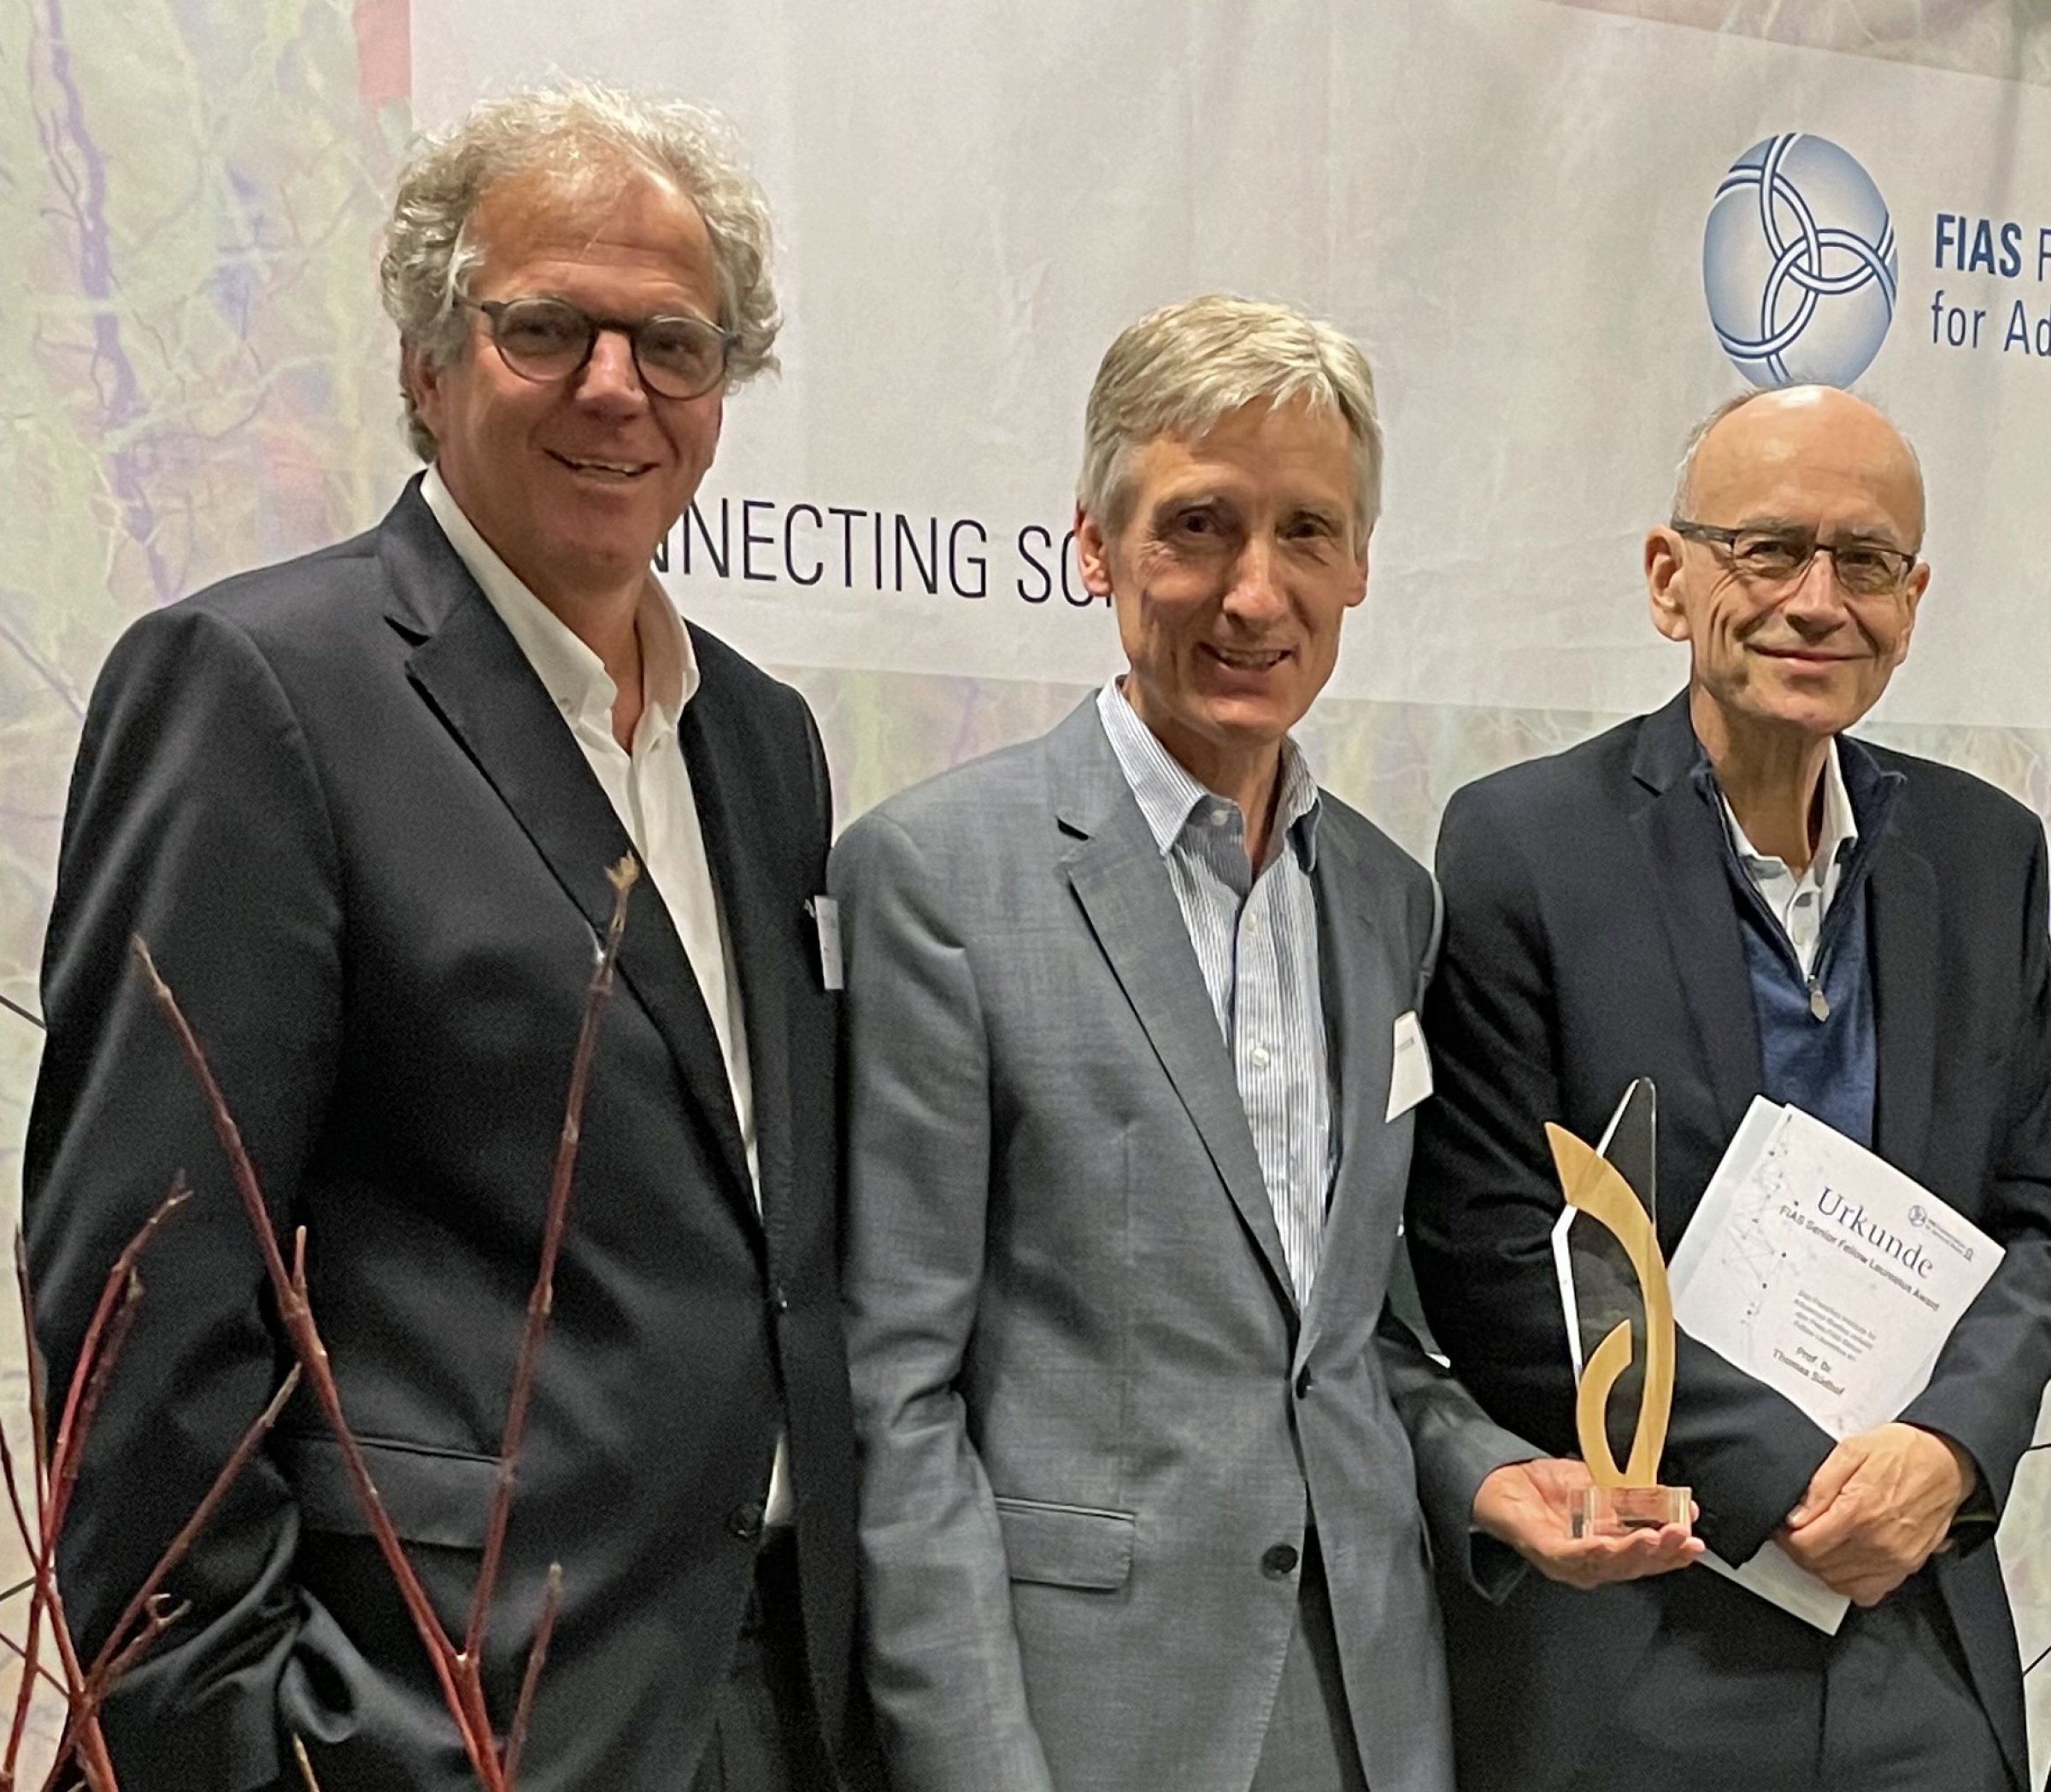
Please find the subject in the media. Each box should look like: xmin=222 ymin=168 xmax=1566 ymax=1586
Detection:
xmin=420 ymin=464 xmax=697 ymax=742
xmin=1720 ymin=736 xmax=1858 ymax=876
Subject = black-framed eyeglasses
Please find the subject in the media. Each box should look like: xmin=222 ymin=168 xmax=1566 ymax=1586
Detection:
xmin=465 ymin=297 xmax=734 ymax=401
xmin=1668 ymin=520 xmax=1918 ymax=598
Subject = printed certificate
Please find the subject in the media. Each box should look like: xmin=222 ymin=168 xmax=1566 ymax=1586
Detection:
xmin=1666 ymin=1098 xmax=2002 ymax=1629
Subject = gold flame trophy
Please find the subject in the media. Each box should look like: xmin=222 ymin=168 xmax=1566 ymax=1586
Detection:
xmin=1549 ymin=1078 xmax=1692 ymax=1539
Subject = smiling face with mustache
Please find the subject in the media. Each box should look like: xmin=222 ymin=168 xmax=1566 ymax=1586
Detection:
xmin=408 ymin=165 xmax=726 ymax=629
xmin=1077 ymin=396 xmax=1369 ymax=825
xmin=1647 ymin=386 xmax=1930 ymax=761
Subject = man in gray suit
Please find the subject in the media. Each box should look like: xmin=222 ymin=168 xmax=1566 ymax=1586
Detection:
xmin=832 ymin=296 xmax=1698 ymax=1792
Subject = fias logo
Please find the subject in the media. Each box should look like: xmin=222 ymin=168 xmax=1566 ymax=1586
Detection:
xmin=1703 ymin=133 xmax=1897 ymax=389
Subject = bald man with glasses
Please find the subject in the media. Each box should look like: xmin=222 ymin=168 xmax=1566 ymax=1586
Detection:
xmin=1406 ymin=386 xmax=2051 ymax=1792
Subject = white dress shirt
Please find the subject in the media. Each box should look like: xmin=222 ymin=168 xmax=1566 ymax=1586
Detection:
xmin=422 ymin=466 xmax=790 ymax=1521
xmin=1096 ymin=680 xmax=1334 ymax=1307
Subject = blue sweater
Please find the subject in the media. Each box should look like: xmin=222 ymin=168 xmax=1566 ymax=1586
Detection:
xmin=1691 ymin=742 xmax=1903 ymax=1149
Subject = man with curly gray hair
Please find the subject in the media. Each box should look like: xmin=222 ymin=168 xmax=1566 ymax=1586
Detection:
xmin=27 ymin=82 xmax=876 ymax=1791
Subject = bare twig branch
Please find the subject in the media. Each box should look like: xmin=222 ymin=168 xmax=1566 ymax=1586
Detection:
xmin=44 ymin=1276 xmax=142 ymax=1563
xmin=8 ymin=1235 xmax=54 ymax=1787
xmin=97 ymin=1595 xmax=190 ymax=1691
xmin=130 ymin=939 xmax=503 ymax=1791
xmin=291 ymin=1735 xmax=322 ymax=1792
xmin=0 ymin=1622 xmax=74 ymax=1695
xmin=38 ymin=1578 xmax=116 ymax=1792
xmin=464 ymin=858 xmax=637 ymax=1681
xmin=122 ymin=872 xmax=632 ymax=1790
xmin=9 ymin=1183 xmax=184 ymax=1792
xmin=501 ymin=1563 xmax=562 ymax=1791
xmin=0 ymin=1414 xmax=43 ymax=1783
xmin=13 ymin=1238 xmax=50 ymax=1508
xmin=83 ymin=1365 xmax=303 ymax=1699
xmin=44 ymin=1183 xmax=189 ymax=1548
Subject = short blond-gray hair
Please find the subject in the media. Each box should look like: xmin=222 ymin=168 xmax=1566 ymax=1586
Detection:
xmin=381 ymin=82 xmax=780 ymax=460
xmin=1078 ymin=296 xmax=1383 ymax=542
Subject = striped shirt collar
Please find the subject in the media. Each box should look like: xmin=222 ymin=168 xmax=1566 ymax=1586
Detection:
xmin=1096 ymin=679 xmax=1322 ymax=871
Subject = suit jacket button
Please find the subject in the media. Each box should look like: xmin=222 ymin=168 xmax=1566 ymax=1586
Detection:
xmin=1294 ymin=1366 xmax=1313 ymax=1399
xmin=726 ymin=1501 xmax=766 ymax=1542
xmin=1261 ymin=1542 xmax=1299 ymax=1579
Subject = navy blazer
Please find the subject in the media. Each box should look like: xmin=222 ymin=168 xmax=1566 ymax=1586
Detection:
xmin=1407 ymin=691 xmax=2051 ymax=1792
xmin=25 ymin=479 xmax=867 ymax=1789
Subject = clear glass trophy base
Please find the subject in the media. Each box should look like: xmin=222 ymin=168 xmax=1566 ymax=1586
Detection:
xmin=1573 ymin=1484 xmax=1692 ymax=1539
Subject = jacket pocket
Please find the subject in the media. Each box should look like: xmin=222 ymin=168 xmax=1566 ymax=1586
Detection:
xmin=280 ymin=1432 xmax=498 ymax=1550
xmin=994 ymin=1496 xmax=1136 ymax=1591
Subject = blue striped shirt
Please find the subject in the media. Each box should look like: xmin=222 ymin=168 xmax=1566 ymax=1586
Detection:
xmin=1096 ymin=680 xmax=1334 ymax=1305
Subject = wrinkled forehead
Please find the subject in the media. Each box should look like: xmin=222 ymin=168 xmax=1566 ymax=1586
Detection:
xmin=1122 ymin=398 xmax=1358 ymax=507
xmin=465 ymin=159 xmax=702 ymax=263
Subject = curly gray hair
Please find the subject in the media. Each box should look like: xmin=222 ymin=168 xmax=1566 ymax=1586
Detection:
xmin=381 ymin=82 xmax=781 ymax=460
xmin=1078 ymin=295 xmax=1384 ymax=545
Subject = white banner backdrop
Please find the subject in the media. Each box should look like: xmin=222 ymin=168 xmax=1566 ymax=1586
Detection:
xmin=413 ymin=0 xmax=2049 ymax=1777
xmin=420 ymin=0 xmax=2051 ymax=731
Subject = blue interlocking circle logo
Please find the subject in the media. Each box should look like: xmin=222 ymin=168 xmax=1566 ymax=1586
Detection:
xmin=1703 ymin=133 xmax=1897 ymax=389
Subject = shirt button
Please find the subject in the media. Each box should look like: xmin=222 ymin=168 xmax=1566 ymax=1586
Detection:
xmin=1250 ymin=1046 xmax=1272 ymax=1069
xmin=1208 ymin=808 xmax=1231 ymax=828
xmin=1243 ymin=911 xmax=1262 ymax=932
xmin=1294 ymin=1366 xmax=1314 ymax=1399
xmin=726 ymin=1501 xmax=766 ymax=1541
xmin=1261 ymin=1542 xmax=1300 ymax=1579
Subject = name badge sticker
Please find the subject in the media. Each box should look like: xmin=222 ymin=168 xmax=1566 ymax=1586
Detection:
xmin=808 ymin=896 xmax=844 ymax=991
xmin=1386 ymin=1009 xmax=1433 ymax=1122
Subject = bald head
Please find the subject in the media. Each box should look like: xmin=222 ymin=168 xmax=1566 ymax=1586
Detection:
xmin=1648 ymin=384 xmax=1930 ymax=752
xmin=1672 ymin=386 xmax=1925 ymax=547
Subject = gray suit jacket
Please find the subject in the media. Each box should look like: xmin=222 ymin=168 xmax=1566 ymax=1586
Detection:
xmin=832 ymin=698 xmax=1529 ymax=1792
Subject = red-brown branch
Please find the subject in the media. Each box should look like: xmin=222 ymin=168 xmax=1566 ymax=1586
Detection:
xmin=15 ymin=1240 xmax=50 ymax=1510
xmin=43 ymin=1184 xmax=188 ymax=1551
xmin=500 ymin=1563 xmax=561 ymax=1792
xmin=23 ymin=1181 xmax=196 ymax=1779
xmin=131 ymin=939 xmax=502 ymax=1791
xmin=8 ymin=1184 xmax=184 ymax=1792
xmin=7 ymin=1238 xmax=53 ymax=1790
xmin=0 ymin=1625 xmax=72 ymax=1697
xmin=0 ymin=1422 xmax=42 ymax=1784
xmin=462 ymin=857 xmax=638 ymax=1681
xmin=42 ymin=1279 xmax=140 ymax=1572
xmin=127 ymin=858 xmax=636 ymax=1789
xmin=81 ymin=1365 xmax=302 ymax=1699
xmin=94 ymin=1595 xmax=189 ymax=1694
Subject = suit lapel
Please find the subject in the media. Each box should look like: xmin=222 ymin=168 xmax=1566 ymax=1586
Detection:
xmin=1628 ymin=696 xmax=1761 ymax=1149
xmin=380 ymin=486 xmax=757 ymax=1220
xmin=1301 ymin=823 xmax=1391 ymax=1345
xmin=1867 ymin=824 xmax=1939 ymax=1184
xmin=680 ymin=671 xmax=795 ymax=1238
xmin=1051 ymin=706 xmax=1296 ymax=1310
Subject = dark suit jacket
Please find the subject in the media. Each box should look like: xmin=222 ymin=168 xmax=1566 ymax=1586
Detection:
xmin=1407 ymin=691 xmax=2051 ymax=1792
xmin=24 ymin=478 xmax=865 ymax=1791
